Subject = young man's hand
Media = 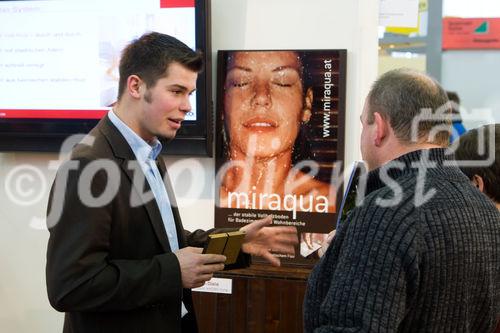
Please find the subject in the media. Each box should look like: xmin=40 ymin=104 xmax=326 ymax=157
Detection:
xmin=174 ymin=247 xmax=226 ymax=288
xmin=240 ymin=216 xmax=298 ymax=266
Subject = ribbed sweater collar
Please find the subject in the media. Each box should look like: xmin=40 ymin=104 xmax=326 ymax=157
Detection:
xmin=364 ymin=148 xmax=458 ymax=195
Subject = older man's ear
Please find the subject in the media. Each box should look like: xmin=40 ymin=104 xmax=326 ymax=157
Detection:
xmin=471 ymin=174 xmax=485 ymax=193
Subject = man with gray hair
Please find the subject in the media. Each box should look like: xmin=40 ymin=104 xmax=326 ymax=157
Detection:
xmin=304 ymin=68 xmax=500 ymax=332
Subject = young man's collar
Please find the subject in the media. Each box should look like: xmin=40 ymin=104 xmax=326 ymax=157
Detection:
xmin=108 ymin=109 xmax=162 ymax=162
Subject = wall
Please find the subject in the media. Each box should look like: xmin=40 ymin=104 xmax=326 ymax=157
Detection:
xmin=0 ymin=0 xmax=378 ymax=331
xmin=441 ymin=0 xmax=500 ymax=129
xmin=0 ymin=153 xmax=58 ymax=332
xmin=443 ymin=0 xmax=500 ymax=17
xmin=441 ymin=50 xmax=500 ymax=129
xmin=378 ymin=54 xmax=426 ymax=76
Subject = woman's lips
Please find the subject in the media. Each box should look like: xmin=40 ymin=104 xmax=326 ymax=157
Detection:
xmin=243 ymin=117 xmax=278 ymax=132
xmin=249 ymin=122 xmax=272 ymax=127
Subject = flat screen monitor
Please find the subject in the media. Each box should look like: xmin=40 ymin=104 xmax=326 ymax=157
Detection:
xmin=0 ymin=0 xmax=212 ymax=155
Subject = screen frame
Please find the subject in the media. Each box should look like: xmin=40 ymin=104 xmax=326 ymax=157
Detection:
xmin=0 ymin=0 xmax=213 ymax=156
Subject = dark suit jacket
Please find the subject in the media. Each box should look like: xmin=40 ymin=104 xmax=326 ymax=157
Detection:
xmin=46 ymin=116 xmax=246 ymax=333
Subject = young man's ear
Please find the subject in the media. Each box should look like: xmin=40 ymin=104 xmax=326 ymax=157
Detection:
xmin=373 ymin=111 xmax=388 ymax=147
xmin=471 ymin=174 xmax=485 ymax=193
xmin=127 ymin=75 xmax=143 ymax=99
xmin=301 ymin=87 xmax=313 ymax=123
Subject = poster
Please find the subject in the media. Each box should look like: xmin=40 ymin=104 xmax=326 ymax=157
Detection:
xmin=442 ymin=17 xmax=500 ymax=50
xmin=214 ymin=50 xmax=347 ymax=265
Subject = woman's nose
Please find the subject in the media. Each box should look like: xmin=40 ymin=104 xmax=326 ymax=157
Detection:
xmin=252 ymin=81 xmax=272 ymax=107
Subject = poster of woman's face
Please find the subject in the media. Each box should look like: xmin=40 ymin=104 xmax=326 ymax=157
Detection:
xmin=215 ymin=49 xmax=347 ymax=265
xmin=224 ymin=51 xmax=308 ymax=158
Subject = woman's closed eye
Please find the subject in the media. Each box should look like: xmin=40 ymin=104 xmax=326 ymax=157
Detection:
xmin=226 ymin=76 xmax=251 ymax=89
xmin=271 ymin=71 xmax=300 ymax=88
xmin=272 ymin=81 xmax=293 ymax=87
xmin=231 ymin=80 xmax=249 ymax=88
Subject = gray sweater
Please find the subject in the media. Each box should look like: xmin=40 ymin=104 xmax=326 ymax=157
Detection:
xmin=304 ymin=149 xmax=500 ymax=332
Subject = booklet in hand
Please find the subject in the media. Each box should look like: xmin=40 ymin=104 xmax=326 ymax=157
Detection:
xmin=203 ymin=231 xmax=245 ymax=265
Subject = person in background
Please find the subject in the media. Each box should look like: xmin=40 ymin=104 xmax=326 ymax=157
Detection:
xmin=304 ymin=68 xmax=500 ymax=332
xmin=455 ymin=123 xmax=500 ymax=210
xmin=455 ymin=123 xmax=500 ymax=333
xmin=447 ymin=91 xmax=467 ymax=143
xmin=46 ymin=32 xmax=298 ymax=333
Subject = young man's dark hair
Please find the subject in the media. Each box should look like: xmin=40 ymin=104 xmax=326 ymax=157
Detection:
xmin=455 ymin=124 xmax=500 ymax=204
xmin=117 ymin=32 xmax=203 ymax=100
xmin=367 ymin=68 xmax=451 ymax=146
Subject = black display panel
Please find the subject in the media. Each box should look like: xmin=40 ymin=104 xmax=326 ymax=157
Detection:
xmin=0 ymin=0 xmax=212 ymax=155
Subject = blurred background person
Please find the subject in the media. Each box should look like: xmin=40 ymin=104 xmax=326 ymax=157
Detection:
xmin=455 ymin=123 xmax=500 ymax=210
xmin=447 ymin=91 xmax=467 ymax=143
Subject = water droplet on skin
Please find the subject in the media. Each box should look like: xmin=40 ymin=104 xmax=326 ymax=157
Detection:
xmin=271 ymin=138 xmax=281 ymax=149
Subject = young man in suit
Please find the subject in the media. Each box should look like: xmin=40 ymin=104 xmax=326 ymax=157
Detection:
xmin=46 ymin=32 xmax=298 ymax=333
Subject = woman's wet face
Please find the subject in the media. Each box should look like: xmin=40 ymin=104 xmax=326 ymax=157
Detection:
xmin=224 ymin=51 xmax=304 ymax=158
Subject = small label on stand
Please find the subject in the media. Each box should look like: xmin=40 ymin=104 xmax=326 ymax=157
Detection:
xmin=192 ymin=277 xmax=232 ymax=294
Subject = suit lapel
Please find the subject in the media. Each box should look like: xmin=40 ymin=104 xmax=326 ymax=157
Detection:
xmin=98 ymin=116 xmax=172 ymax=253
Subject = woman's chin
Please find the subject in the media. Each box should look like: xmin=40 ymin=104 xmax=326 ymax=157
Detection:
xmin=241 ymin=147 xmax=285 ymax=159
